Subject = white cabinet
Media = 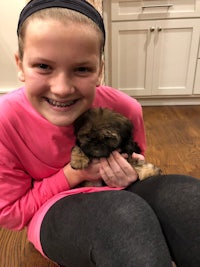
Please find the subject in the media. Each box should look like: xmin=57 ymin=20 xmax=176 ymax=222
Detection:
xmin=111 ymin=19 xmax=200 ymax=96
xmin=104 ymin=0 xmax=200 ymax=104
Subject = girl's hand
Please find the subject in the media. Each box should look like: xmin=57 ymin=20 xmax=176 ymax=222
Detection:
xmin=99 ymin=151 xmax=145 ymax=187
xmin=63 ymin=160 xmax=101 ymax=188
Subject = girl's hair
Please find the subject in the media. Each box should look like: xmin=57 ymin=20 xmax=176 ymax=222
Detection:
xmin=17 ymin=8 xmax=105 ymax=59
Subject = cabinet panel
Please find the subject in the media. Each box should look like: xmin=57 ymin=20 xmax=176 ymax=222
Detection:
xmin=111 ymin=21 xmax=155 ymax=95
xmin=152 ymin=19 xmax=200 ymax=95
xmin=111 ymin=0 xmax=200 ymax=20
xmin=198 ymin=42 xmax=200 ymax=58
xmin=194 ymin=60 xmax=200 ymax=93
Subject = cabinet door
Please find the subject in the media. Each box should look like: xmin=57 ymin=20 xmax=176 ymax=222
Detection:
xmin=194 ymin=60 xmax=200 ymax=94
xmin=152 ymin=19 xmax=200 ymax=95
xmin=111 ymin=20 xmax=155 ymax=96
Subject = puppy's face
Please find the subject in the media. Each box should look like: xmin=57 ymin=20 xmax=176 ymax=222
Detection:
xmin=77 ymin=123 xmax=122 ymax=158
xmin=74 ymin=108 xmax=133 ymax=158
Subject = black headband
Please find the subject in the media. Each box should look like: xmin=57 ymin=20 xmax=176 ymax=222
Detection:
xmin=17 ymin=0 xmax=105 ymax=46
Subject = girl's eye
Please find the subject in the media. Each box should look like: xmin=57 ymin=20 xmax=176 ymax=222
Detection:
xmin=38 ymin=64 xmax=50 ymax=70
xmin=75 ymin=66 xmax=95 ymax=77
xmin=35 ymin=63 xmax=52 ymax=74
xmin=77 ymin=67 xmax=90 ymax=73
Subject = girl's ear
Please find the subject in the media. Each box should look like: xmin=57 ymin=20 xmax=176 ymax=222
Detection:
xmin=15 ymin=53 xmax=25 ymax=82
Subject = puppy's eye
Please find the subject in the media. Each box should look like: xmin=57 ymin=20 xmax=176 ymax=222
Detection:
xmin=78 ymin=133 xmax=90 ymax=141
xmin=104 ymin=136 xmax=120 ymax=147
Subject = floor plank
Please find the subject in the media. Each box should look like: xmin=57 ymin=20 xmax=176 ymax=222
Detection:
xmin=0 ymin=228 xmax=58 ymax=267
xmin=143 ymin=105 xmax=200 ymax=179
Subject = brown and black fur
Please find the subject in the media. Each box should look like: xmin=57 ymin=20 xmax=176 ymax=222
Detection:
xmin=71 ymin=108 xmax=161 ymax=186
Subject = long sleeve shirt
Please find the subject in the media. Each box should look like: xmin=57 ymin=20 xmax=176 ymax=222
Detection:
xmin=0 ymin=85 xmax=146 ymax=254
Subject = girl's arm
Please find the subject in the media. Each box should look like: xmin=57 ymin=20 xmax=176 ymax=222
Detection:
xmin=0 ymin=141 xmax=70 ymax=230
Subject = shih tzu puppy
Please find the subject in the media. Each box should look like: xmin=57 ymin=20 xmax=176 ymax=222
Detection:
xmin=71 ymin=108 xmax=161 ymax=186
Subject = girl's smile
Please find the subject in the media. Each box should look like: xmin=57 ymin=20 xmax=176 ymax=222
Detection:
xmin=43 ymin=96 xmax=82 ymax=113
xmin=43 ymin=97 xmax=79 ymax=109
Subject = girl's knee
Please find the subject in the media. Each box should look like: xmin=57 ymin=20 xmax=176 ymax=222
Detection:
xmin=92 ymin=191 xmax=172 ymax=267
xmin=95 ymin=191 xmax=161 ymax=237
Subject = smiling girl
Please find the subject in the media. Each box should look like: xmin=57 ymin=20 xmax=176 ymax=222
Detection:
xmin=0 ymin=1 xmax=200 ymax=267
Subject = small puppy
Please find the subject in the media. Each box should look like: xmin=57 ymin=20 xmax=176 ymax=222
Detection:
xmin=71 ymin=108 xmax=161 ymax=186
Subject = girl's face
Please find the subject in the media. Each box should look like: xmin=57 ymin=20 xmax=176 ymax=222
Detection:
xmin=15 ymin=19 xmax=103 ymax=126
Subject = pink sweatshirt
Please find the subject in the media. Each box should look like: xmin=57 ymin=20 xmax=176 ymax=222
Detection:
xmin=0 ymin=86 xmax=146 ymax=255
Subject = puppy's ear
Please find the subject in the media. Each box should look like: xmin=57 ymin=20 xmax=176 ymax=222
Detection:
xmin=115 ymin=115 xmax=133 ymax=138
xmin=73 ymin=110 xmax=91 ymax=134
xmin=119 ymin=119 xmax=141 ymax=154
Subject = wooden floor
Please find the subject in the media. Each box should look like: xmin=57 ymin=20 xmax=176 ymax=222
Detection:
xmin=143 ymin=105 xmax=200 ymax=178
xmin=1 ymin=105 xmax=200 ymax=267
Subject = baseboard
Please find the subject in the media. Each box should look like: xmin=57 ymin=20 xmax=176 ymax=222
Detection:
xmin=136 ymin=96 xmax=200 ymax=106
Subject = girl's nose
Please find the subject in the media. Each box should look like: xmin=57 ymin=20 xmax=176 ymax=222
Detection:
xmin=51 ymin=72 xmax=75 ymax=96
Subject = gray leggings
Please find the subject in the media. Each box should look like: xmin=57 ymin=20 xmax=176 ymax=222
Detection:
xmin=40 ymin=175 xmax=200 ymax=267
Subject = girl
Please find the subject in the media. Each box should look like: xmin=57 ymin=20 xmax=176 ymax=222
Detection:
xmin=0 ymin=1 xmax=199 ymax=266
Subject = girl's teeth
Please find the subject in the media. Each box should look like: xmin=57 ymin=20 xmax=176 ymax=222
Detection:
xmin=47 ymin=98 xmax=75 ymax=107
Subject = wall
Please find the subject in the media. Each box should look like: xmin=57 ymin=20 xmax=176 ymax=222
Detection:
xmin=88 ymin=0 xmax=103 ymax=14
xmin=0 ymin=1 xmax=25 ymax=93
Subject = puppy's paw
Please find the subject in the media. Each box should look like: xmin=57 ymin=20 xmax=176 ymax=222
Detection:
xmin=70 ymin=146 xmax=90 ymax=169
xmin=134 ymin=160 xmax=162 ymax=180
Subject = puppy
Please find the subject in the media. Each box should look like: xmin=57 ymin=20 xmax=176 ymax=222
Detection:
xmin=71 ymin=108 xmax=161 ymax=186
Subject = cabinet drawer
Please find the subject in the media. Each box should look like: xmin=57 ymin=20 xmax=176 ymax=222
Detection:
xmin=111 ymin=0 xmax=200 ymax=21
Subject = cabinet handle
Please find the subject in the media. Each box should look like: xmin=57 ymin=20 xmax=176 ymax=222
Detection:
xmin=142 ymin=4 xmax=173 ymax=9
xmin=150 ymin=27 xmax=155 ymax=32
xmin=157 ymin=27 xmax=162 ymax=32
